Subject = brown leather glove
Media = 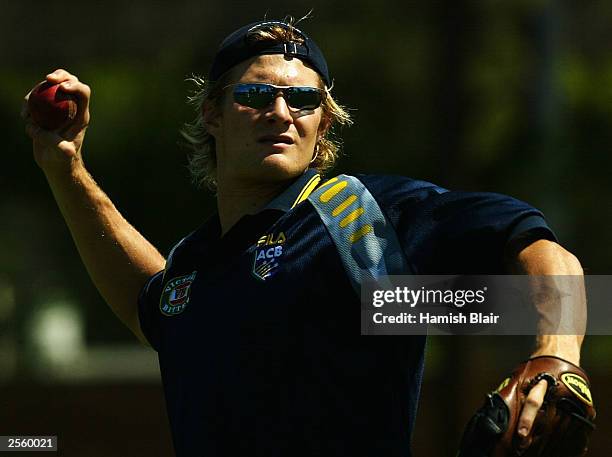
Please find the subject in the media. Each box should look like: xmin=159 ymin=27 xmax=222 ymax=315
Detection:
xmin=457 ymin=356 xmax=596 ymax=457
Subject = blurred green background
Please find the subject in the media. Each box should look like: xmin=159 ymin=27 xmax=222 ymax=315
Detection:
xmin=1 ymin=0 xmax=611 ymax=455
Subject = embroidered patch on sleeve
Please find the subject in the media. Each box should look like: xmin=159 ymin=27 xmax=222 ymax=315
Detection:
xmin=159 ymin=271 xmax=198 ymax=316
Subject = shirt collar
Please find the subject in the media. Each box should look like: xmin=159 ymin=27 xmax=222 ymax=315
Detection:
xmin=264 ymin=168 xmax=322 ymax=212
xmin=194 ymin=169 xmax=322 ymax=242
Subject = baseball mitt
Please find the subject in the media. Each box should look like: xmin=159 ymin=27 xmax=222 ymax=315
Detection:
xmin=457 ymin=355 xmax=596 ymax=457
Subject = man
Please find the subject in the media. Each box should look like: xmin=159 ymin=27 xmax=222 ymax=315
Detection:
xmin=25 ymin=19 xmax=587 ymax=457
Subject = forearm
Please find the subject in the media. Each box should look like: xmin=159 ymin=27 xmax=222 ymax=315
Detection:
xmin=530 ymin=335 xmax=583 ymax=365
xmin=44 ymin=158 xmax=165 ymax=343
xmin=512 ymin=239 xmax=585 ymax=365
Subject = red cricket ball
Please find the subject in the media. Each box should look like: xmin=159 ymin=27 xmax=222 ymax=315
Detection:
xmin=28 ymin=81 xmax=78 ymax=131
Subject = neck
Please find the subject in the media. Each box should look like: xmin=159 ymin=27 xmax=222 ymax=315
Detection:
xmin=216 ymin=178 xmax=288 ymax=235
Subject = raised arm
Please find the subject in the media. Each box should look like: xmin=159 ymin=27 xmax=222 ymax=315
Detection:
xmin=23 ymin=69 xmax=165 ymax=344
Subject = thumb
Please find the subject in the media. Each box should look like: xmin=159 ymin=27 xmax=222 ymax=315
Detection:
xmin=25 ymin=122 xmax=63 ymax=146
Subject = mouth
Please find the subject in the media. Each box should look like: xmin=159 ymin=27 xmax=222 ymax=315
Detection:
xmin=257 ymin=134 xmax=295 ymax=146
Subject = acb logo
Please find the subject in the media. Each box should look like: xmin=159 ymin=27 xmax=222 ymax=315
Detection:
xmin=252 ymin=232 xmax=286 ymax=281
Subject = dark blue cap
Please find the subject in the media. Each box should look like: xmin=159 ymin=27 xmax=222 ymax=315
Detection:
xmin=208 ymin=21 xmax=331 ymax=87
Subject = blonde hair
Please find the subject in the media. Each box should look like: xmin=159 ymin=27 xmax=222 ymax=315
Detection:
xmin=180 ymin=21 xmax=353 ymax=189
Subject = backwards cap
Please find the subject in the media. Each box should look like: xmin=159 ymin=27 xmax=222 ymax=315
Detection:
xmin=208 ymin=20 xmax=331 ymax=87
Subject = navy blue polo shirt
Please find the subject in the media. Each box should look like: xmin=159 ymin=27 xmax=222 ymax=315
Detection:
xmin=138 ymin=169 xmax=555 ymax=457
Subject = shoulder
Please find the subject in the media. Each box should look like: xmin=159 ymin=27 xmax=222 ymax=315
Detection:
xmin=164 ymin=230 xmax=197 ymax=271
xmin=331 ymin=173 xmax=450 ymax=224
xmin=351 ymin=173 xmax=447 ymax=203
xmin=164 ymin=215 xmax=219 ymax=272
xmin=348 ymin=173 xmax=543 ymax=216
xmin=342 ymin=173 xmax=555 ymax=245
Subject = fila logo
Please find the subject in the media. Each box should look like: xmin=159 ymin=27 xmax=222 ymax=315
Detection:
xmin=257 ymin=232 xmax=286 ymax=246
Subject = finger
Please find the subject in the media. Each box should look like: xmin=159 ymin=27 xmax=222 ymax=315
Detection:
xmin=58 ymin=79 xmax=89 ymax=101
xmin=21 ymin=95 xmax=32 ymax=120
xmin=517 ymin=379 xmax=548 ymax=448
xmin=46 ymin=68 xmax=79 ymax=84
xmin=58 ymin=80 xmax=91 ymax=135
xmin=25 ymin=121 xmax=41 ymax=139
xmin=22 ymin=83 xmax=42 ymax=120
xmin=25 ymin=121 xmax=63 ymax=145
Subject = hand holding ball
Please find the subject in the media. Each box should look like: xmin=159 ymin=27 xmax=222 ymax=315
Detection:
xmin=28 ymin=81 xmax=78 ymax=131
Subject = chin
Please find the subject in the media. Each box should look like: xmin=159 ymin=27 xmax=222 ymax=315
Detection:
xmin=257 ymin=154 xmax=309 ymax=181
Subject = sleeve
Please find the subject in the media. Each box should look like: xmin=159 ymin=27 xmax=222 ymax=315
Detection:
xmin=138 ymin=270 xmax=164 ymax=351
xmin=401 ymin=191 xmax=557 ymax=274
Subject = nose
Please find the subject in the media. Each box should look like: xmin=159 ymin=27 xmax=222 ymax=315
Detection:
xmin=264 ymin=93 xmax=293 ymax=125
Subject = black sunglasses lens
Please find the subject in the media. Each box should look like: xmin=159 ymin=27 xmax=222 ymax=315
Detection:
xmin=233 ymin=84 xmax=275 ymax=109
xmin=233 ymin=84 xmax=322 ymax=110
xmin=286 ymin=87 xmax=322 ymax=110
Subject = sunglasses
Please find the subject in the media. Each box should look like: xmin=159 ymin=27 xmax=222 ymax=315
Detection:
xmin=227 ymin=83 xmax=325 ymax=111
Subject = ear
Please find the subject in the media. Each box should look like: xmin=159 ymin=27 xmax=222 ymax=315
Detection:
xmin=202 ymin=99 xmax=222 ymax=136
